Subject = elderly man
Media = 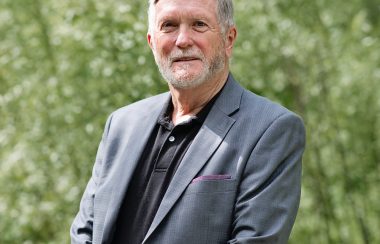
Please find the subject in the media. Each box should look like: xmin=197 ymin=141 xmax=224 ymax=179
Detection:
xmin=71 ymin=0 xmax=306 ymax=243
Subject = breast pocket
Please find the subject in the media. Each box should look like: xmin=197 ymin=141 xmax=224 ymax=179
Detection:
xmin=184 ymin=178 xmax=236 ymax=194
xmin=169 ymin=179 xmax=236 ymax=243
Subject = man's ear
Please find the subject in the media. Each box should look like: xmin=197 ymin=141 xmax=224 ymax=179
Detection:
xmin=225 ymin=26 xmax=237 ymax=58
xmin=147 ymin=32 xmax=153 ymax=50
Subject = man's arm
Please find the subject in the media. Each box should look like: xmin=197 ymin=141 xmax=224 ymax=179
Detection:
xmin=229 ymin=113 xmax=306 ymax=244
xmin=70 ymin=114 xmax=113 ymax=244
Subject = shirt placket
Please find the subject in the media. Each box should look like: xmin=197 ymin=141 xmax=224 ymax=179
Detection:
xmin=154 ymin=128 xmax=181 ymax=172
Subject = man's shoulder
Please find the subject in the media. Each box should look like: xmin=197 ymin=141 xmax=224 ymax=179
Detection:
xmin=239 ymin=87 xmax=302 ymax=123
xmin=223 ymin=75 xmax=299 ymax=121
xmin=104 ymin=92 xmax=169 ymax=128
xmin=113 ymin=92 xmax=169 ymax=117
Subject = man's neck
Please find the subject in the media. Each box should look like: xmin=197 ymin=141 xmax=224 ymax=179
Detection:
xmin=169 ymin=71 xmax=228 ymax=125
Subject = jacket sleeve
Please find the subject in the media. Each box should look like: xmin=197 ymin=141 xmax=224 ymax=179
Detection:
xmin=70 ymin=114 xmax=113 ymax=244
xmin=228 ymin=112 xmax=306 ymax=244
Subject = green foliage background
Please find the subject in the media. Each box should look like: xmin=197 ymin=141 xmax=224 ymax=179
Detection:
xmin=0 ymin=0 xmax=379 ymax=243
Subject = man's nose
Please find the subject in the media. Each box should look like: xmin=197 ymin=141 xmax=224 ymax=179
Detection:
xmin=175 ymin=26 xmax=193 ymax=48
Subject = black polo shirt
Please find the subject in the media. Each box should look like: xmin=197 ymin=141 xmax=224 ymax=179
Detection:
xmin=111 ymin=94 xmax=218 ymax=244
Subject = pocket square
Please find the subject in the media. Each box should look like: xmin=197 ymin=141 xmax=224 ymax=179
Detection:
xmin=191 ymin=174 xmax=232 ymax=183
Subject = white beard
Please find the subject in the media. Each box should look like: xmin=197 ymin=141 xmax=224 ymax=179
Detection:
xmin=152 ymin=46 xmax=226 ymax=89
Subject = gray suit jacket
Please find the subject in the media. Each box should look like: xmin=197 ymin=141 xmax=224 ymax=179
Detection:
xmin=71 ymin=74 xmax=306 ymax=244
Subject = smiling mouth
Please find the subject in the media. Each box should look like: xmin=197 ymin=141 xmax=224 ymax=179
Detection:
xmin=173 ymin=57 xmax=199 ymax=62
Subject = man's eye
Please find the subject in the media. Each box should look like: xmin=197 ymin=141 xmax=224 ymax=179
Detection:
xmin=193 ymin=21 xmax=208 ymax=32
xmin=194 ymin=21 xmax=207 ymax=27
xmin=161 ymin=22 xmax=177 ymax=31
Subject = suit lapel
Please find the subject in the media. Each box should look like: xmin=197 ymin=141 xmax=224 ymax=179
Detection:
xmin=100 ymin=94 xmax=169 ymax=243
xmin=143 ymin=75 xmax=244 ymax=243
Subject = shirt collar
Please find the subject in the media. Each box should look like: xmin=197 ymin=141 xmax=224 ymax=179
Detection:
xmin=157 ymin=85 xmax=224 ymax=130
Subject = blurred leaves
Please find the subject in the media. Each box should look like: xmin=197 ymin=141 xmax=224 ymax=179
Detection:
xmin=0 ymin=0 xmax=379 ymax=243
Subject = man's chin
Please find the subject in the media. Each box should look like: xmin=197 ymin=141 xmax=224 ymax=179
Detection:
xmin=167 ymin=76 xmax=205 ymax=89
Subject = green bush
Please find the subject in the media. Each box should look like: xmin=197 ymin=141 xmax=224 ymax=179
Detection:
xmin=1 ymin=0 xmax=379 ymax=243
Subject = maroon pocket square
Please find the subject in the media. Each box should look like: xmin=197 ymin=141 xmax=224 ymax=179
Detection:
xmin=191 ymin=174 xmax=232 ymax=183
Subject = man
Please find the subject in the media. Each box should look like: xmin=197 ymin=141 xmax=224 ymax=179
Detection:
xmin=71 ymin=0 xmax=306 ymax=243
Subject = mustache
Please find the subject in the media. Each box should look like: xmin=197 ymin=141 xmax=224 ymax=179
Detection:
xmin=169 ymin=50 xmax=204 ymax=62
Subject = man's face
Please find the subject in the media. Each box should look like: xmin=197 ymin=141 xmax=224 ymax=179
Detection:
xmin=147 ymin=0 xmax=234 ymax=89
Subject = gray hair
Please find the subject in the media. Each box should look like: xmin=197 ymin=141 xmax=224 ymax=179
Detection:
xmin=148 ymin=0 xmax=234 ymax=34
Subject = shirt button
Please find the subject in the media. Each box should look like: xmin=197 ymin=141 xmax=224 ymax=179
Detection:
xmin=168 ymin=136 xmax=175 ymax=142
